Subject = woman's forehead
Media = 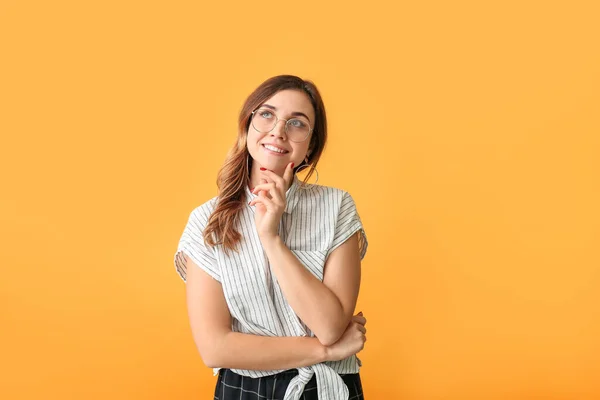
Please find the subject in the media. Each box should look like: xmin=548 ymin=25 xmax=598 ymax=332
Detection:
xmin=262 ymin=90 xmax=314 ymax=118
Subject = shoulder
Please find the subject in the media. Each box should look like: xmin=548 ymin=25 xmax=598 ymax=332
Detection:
xmin=298 ymin=180 xmax=348 ymax=198
xmin=187 ymin=195 xmax=219 ymax=226
xmin=298 ymin=181 xmax=355 ymax=205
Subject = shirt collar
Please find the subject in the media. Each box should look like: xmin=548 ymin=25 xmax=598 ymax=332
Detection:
xmin=245 ymin=174 xmax=302 ymax=215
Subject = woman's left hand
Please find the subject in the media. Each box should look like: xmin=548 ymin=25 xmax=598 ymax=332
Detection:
xmin=249 ymin=162 xmax=295 ymax=242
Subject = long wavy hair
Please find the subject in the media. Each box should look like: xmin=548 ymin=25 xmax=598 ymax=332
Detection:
xmin=203 ymin=75 xmax=328 ymax=254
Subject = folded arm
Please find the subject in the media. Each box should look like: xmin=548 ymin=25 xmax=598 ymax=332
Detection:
xmin=185 ymin=255 xmax=329 ymax=370
xmin=261 ymin=231 xmax=362 ymax=346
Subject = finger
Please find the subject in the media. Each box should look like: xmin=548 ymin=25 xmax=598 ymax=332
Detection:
xmin=252 ymin=183 xmax=276 ymax=194
xmin=252 ymin=183 xmax=283 ymax=204
xmin=356 ymin=311 xmax=366 ymax=325
xmin=352 ymin=316 xmax=367 ymax=326
xmin=257 ymin=172 xmax=285 ymax=204
xmin=249 ymin=195 xmax=276 ymax=210
xmin=283 ymin=162 xmax=295 ymax=188
xmin=258 ymin=179 xmax=272 ymax=200
xmin=259 ymin=168 xmax=286 ymax=189
xmin=357 ymin=325 xmax=366 ymax=334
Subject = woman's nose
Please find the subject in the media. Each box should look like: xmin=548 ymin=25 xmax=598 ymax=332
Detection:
xmin=271 ymin=120 xmax=288 ymax=139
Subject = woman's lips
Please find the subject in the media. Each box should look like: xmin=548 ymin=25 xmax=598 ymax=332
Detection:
xmin=262 ymin=144 xmax=288 ymax=156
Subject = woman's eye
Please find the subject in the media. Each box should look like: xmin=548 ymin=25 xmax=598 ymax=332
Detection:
xmin=260 ymin=111 xmax=273 ymax=118
xmin=290 ymin=119 xmax=306 ymax=128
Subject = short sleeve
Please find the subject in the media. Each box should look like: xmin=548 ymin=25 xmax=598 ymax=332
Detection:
xmin=327 ymin=191 xmax=368 ymax=261
xmin=174 ymin=204 xmax=220 ymax=283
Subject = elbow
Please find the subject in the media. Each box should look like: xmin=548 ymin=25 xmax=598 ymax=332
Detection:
xmin=200 ymin=346 xmax=229 ymax=369
xmin=315 ymin=325 xmax=346 ymax=347
xmin=314 ymin=312 xmax=354 ymax=346
xmin=199 ymin=348 xmax=219 ymax=369
xmin=317 ymin=335 xmax=339 ymax=347
xmin=203 ymin=357 xmax=220 ymax=369
xmin=196 ymin=332 xmax=229 ymax=369
xmin=198 ymin=345 xmax=220 ymax=368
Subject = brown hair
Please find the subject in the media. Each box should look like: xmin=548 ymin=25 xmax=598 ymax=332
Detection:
xmin=203 ymin=75 xmax=328 ymax=254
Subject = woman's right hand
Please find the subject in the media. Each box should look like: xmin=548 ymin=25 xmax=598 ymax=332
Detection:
xmin=325 ymin=312 xmax=367 ymax=361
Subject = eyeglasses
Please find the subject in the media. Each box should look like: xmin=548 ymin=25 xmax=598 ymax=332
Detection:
xmin=250 ymin=108 xmax=312 ymax=143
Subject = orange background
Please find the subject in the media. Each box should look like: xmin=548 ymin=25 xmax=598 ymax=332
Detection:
xmin=1 ymin=1 xmax=599 ymax=399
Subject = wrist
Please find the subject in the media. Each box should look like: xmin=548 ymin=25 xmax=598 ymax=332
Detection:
xmin=260 ymin=234 xmax=283 ymax=252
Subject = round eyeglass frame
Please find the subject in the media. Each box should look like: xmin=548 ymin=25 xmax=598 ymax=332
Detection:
xmin=250 ymin=108 xmax=313 ymax=143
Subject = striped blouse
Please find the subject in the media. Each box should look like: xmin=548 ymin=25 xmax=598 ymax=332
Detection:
xmin=174 ymin=174 xmax=368 ymax=400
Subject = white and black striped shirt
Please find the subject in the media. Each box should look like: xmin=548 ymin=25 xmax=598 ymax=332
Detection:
xmin=174 ymin=174 xmax=368 ymax=400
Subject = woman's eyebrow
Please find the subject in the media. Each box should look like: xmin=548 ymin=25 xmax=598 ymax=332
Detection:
xmin=261 ymin=103 xmax=310 ymax=121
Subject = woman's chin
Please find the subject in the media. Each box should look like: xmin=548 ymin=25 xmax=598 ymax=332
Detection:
xmin=260 ymin=160 xmax=288 ymax=173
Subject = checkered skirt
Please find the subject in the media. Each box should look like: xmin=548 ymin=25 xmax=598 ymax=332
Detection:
xmin=213 ymin=368 xmax=364 ymax=400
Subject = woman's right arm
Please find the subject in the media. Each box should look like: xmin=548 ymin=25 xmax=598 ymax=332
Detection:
xmin=185 ymin=256 xmax=365 ymax=371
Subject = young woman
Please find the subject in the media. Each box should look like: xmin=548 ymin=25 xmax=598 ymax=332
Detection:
xmin=174 ymin=75 xmax=369 ymax=399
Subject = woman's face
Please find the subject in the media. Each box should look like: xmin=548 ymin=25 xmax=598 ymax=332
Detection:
xmin=247 ymin=89 xmax=315 ymax=176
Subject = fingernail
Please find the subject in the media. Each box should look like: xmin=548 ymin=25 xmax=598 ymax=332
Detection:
xmin=260 ymin=167 xmax=267 ymax=171
xmin=291 ymin=162 xmax=294 ymax=168
xmin=358 ymin=311 xmax=363 ymax=315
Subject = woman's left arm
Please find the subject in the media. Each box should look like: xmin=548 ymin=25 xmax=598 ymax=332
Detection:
xmin=250 ymin=163 xmax=363 ymax=346
xmin=261 ymin=231 xmax=361 ymax=346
